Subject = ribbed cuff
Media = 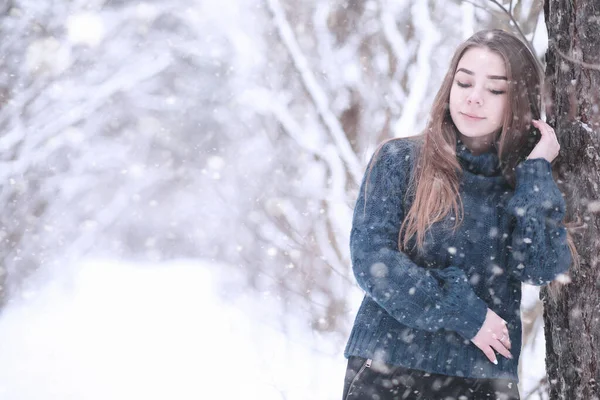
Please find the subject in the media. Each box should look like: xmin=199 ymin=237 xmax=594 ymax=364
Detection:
xmin=448 ymin=288 xmax=488 ymax=341
xmin=513 ymin=158 xmax=565 ymax=213
xmin=515 ymin=158 xmax=553 ymax=187
xmin=431 ymin=267 xmax=488 ymax=341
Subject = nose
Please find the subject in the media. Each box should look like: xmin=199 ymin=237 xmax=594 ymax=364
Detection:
xmin=466 ymin=89 xmax=483 ymax=106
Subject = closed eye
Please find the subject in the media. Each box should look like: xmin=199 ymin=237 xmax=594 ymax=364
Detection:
xmin=456 ymin=81 xmax=505 ymax=95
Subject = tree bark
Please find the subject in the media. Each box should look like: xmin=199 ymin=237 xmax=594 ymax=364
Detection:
xmin=543 ymin=1 xmax=600 ymax=399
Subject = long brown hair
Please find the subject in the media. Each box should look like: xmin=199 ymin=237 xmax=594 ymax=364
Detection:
xmin=368 ymin=29 xmax=579 ymax=282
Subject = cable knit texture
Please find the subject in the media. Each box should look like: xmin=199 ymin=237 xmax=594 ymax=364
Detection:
xmin=344 ymin=137 xmax=571 ymax=382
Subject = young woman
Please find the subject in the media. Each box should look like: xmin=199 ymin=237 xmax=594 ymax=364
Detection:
xmin=342 ymin=29 xmax=577 ymax=400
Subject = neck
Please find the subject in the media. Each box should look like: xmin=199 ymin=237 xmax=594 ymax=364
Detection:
xmin=457 ymin=132 xmax=497 ymax=155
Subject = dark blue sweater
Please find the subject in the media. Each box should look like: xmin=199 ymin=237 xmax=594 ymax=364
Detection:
xmin=344 ymin=137 xmax=571 ymax=382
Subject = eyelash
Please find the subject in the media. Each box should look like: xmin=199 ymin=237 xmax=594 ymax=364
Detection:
xmin=456 ymin=81 xmax=506 ymax=95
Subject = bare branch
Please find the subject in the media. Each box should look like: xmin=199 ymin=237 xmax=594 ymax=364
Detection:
xmin=553 ymin=46 xmax=600 ymax=72
xmin=0 ymin=53 xmax=173 ymax=182
xmin=460 ymin=0 xmax=495 ymax=14
xmin=239 ymin=88 xmax=329 ymax=160
xmin=378 ymin=0 xmax=414 ymax=83
xmin=265 ymin=0 xmax=363 ymax=185
xmin=487 ymin=0 xmax=543 ymax=71
xmin=393 ymin=1 xmax=440 ymax=137
xmin=315 ymin=219 xmax=354 ymax=285
xmin=523 ymin=377 xmax=548 ymax=399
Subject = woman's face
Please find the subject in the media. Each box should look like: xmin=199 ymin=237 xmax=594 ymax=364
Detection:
xmin=449 ymin=47 xmax=509 ymax=141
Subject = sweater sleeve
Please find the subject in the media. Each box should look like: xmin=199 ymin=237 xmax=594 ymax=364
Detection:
xmin=350 ymin=140 xmax=488 ymax=341
xmin=505 ymin=158 xmax=572 ymax=285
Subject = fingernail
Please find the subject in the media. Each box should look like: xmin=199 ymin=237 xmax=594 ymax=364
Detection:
xmin=508 ymin=354 xmax=513 ymax=359
xmin=493 ymin=359 xmax=498 ymax=365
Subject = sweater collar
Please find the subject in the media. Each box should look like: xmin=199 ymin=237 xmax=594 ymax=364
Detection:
xmin=455 ymin=138 xmax=502 ymax=177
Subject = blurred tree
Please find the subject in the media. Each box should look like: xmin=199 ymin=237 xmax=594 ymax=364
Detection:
xmin=0 ymin=0 xmax=242 ymax=304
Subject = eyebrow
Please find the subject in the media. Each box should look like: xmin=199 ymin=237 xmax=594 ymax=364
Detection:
xmin=456 ymin=68 xmax=507 ymax=80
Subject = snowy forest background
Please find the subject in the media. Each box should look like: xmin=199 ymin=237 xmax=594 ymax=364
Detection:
xmin=0 ymin=0 xmax=556 ymax=399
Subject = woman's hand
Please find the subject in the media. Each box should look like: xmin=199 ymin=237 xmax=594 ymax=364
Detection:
xmin=471 ymin=308 xmax=513 ymax=365
xmin=527 ymin=119 xmax=560 ymax=163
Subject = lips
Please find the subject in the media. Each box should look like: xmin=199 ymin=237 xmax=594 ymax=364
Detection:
xmin=460 ymin=112 xmax=485 ymax=120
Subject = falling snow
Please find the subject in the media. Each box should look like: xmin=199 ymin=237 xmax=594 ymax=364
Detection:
xmin=0 ymin=1 xmax=573 ymax=399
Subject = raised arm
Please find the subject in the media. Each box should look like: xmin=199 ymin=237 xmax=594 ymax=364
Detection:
xmin=350 ymin=140 xmax=488 ymax=340
xmin=505 ymin=158 xmax=572 ymax=285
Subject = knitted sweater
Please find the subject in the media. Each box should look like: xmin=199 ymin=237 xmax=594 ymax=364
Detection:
xmin=344 ymin=137 xmax=571 ymax=382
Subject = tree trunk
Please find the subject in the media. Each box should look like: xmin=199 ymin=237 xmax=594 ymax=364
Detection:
xmin=543 ymin=1 xmax=600 ymax=399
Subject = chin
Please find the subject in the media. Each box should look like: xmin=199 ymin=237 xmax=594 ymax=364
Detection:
xmin=456 ymin=125 xmax=500 ymax=139
xmin=456 ymin=127 xmax=487 ymax=138
xmin=459 ymin=131 xmax=490 ymax=138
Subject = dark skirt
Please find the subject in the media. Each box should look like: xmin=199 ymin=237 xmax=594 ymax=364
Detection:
xmin=342 ymin=356 xmax=520 ymax=400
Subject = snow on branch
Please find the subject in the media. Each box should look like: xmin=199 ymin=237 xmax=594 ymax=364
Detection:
xmin=314 ymin=218 xmax=354 ymax=285
xmin=393 ymin=1 xmax=440 ymax=137
xmin=239 ymin=87 xmax=353 ymax=279
xmin=0 ymin=53 xmax=173 ymax=181
xmin=379 ymin=0 xmax=414 ymax=82
xmin=239 ymin=88 xmax=329 ymax=160
xmin=265 ymin=0 xmax=363 ymax=186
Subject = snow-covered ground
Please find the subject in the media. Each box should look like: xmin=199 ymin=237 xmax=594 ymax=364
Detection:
xmin=0 ymin=259 xmax=546 ymax=399
xmin=0 ymin=259 xmax=345 ymax=400
xmin=519 ymin=285 xmax=548 ymax=400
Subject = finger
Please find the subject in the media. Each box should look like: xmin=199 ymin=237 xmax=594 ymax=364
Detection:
xmin=494 ymin=332 xmax=512 ymax=350
xmin=538 ymin=121 xmax=558 ymax=141
xmin=501 ymin=335 xmax=512 ymax=350
xmin=546 ymin=127 xmax=560 ymax=148
xmin=490 ymin=339 xmax=513 ymax=360
xmin=532 ymin=120 xmax=546 ymax=140
xmin=491 ymin=333 xmax=511 ymax=350
xmin=533 ymin=120 xmax=559 ymax=146
xmin=532 ymin=120 xmax=550 ymax=137
xmin=482 ymin=346 xmax=498 ymax=365
xmin=546 ymin=124 xmax=558 ymax=140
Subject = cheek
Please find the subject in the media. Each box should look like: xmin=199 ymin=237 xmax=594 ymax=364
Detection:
xmin=449 ymin=88 xmax=460 ymax=111
xmin=493 ymin=98 xmax=508 ymax=121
